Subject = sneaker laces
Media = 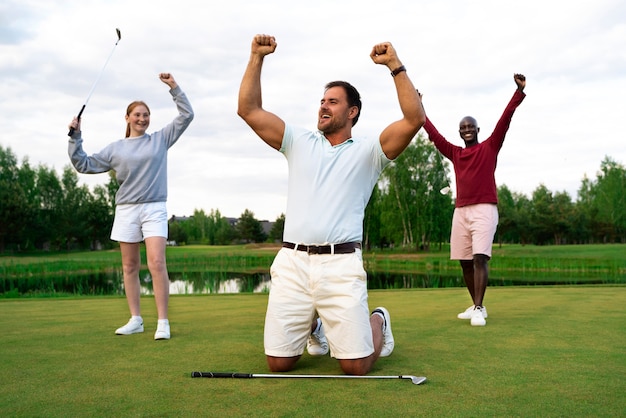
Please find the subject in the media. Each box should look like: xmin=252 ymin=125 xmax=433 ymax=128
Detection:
xmin=311 ymin=320 xmax=325 ymax=344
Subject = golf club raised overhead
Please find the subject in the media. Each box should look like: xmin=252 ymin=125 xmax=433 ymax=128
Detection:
xmin=68 ymin=28 xmax=122 ymax=136
xmin=191 ymin=371 xmax=427 ymax=385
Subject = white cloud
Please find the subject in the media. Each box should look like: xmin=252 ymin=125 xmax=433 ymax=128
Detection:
xmin=1 ymin=0 xmax=624 ymax=220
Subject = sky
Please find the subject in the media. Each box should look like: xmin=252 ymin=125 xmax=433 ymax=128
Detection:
xmin=1 ymin=0 xmax=624 ymax=221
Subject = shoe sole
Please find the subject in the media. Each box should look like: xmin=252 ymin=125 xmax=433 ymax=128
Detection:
xmin=155 ymin=327 xmax=171 ymax=340
xmin=470 ymin=316 xmax=486 ymax=326
xmin=374 ymin=307 xmax=394 ymax=357
xmin=115 ymin=328 xmax=144 ymax=335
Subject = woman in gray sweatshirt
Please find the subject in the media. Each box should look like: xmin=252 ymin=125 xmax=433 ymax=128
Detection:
xmin=67 ymin=73 xmax=194 ymax=340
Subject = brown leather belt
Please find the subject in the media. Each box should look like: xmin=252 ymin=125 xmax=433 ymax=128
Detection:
xmin=282 ymin=241 xmax=361 ymax=255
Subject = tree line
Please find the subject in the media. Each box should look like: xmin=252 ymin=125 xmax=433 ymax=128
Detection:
xmin=0 ymin=145 xmax=276 ymax=251
xmin=364 ymin=135 xmax=625 ymax=248
xmin=1 ymin=139 xmax=624 ymax=253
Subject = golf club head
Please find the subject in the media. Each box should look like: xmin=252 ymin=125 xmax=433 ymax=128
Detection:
xmin=116 ymin=28 xmax=121 ymax=41
xmin=407 ymin=375 xmax=427 ymax=385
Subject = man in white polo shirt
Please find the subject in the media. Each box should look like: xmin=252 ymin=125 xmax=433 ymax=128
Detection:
xmin=237 ymin=34 xmax=424 ymax=376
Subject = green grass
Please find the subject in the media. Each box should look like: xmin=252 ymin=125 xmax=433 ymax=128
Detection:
xmin=1 ymin=287 xmax=625 ymax=417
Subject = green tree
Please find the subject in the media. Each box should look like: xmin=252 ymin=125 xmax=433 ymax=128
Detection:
xmin=425 ymin=149 xmax=453 ymax=250
xmin=591 ymin=157 xmax=626 ymax=242
xmin=552 ymin=191 xmax=574 ymax=244
xmin=514 ymin=192 xmax=532 ymax=245
xmin=364 ymin=185 xmax=384 ymax=249
xmin=187 ymin=209 xmax=211 ymax=244
xmin=380 ymin=166 xmax=412 ymax=246
xmin=377 ymin=134 xmax=452 ymax=250
xmin=209 ymin=209 xmax=236 ymax=245
xmin=237 ymin=209 xmax=267 ymax=243
xmin=15 ymin=158 xmax=39 ymax=250
xmin=496 ymin=185 xmax=517 ymax=245
xmin=34 ymin=165 xmax=64 ymax=249
xmin=0 ymin=147 xmax=30 ymax=251
xmin=60 ymin=167 xmax=93 ymax=249
xmin=575 ymin=175 xmax=597 ymax=243
xmin=168 ymin=216 xmax=188 ymax=244
xmin=87 ymin=183 xmax=116 ymax=249
xmin=268 ymin=213 xmax=285 ymax=243
xmin=530 ymin=185 xmax=554 ymax=245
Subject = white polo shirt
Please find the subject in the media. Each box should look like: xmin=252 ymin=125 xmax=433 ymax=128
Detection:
xmin=280 ymin=124 xmax=391 ymax=245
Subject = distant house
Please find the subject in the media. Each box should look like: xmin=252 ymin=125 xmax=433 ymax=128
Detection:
xmin=169 ymin=215 xmax=191 ymax=223
xmin=259 ymin=220 xmax=273 ymax=236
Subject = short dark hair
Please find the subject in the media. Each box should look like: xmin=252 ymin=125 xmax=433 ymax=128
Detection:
xmin=324 ymin=81 xmax=362 ymax=126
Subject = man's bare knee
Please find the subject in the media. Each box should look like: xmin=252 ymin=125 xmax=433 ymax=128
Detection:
xmin=473 ymin=253 xmax=490 ymax=264
xmin=266 ymin=355 xmax=300 ymax=372
xmin=339 ymin=357 xmax=373 ymax=376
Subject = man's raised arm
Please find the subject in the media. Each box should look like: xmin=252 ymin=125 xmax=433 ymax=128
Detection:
xmin=370 ymin=42 xmax=425 ymax=160
xmin=237 ymin=34 xmax=285 ymax=151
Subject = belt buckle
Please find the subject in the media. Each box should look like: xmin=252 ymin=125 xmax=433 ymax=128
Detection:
xmin=307 ymin=245 xmax=318 ymax=255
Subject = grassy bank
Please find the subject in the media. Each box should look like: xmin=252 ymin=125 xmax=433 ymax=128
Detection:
xmin=2 ymin=243 xmax=625 ymax=284
xmin=1 ymin=287 xmax=625 ymax=416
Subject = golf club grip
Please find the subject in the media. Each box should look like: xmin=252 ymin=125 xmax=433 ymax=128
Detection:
xmin=191 ymin=372 xmax=252 ymax=379
xmin=68 ymin=105 xmax=86 ymax=137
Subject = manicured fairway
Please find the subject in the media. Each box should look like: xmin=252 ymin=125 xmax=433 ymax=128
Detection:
xmin=1 ymin=286 xmax=625 ymax=417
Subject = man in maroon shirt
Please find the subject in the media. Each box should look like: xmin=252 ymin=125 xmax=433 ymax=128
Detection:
xmin=422 ymin=74 xmax=526 ymax=326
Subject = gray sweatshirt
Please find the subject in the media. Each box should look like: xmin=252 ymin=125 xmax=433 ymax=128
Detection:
xmin=68 ymin=86 xmax=194 ymax=205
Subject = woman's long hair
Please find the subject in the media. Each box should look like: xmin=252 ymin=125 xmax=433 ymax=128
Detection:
xmin=125 ymin=101 xmax=150 ymax=138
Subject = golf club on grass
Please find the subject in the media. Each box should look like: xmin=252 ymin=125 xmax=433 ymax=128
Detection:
xmin=191 ymin=371 xmax=427 ymax=385
xmin=68 ymin=28 xmax=121 ymax=136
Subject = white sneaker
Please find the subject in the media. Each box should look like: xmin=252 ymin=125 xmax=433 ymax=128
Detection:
xmin=115 ymin=318 xmax=144 ymax=335
xmin=154 ymin=321 xmax=170 ymax=340
xmin=373 ymin=307 xmax=394 ymax=357
xmin=306 ymin=318 xmax=329 ymax=356
xmin=458 ymin=305 xmax=488 ymax=319
xmin=470 ymin=307 xmax=487 ymax=327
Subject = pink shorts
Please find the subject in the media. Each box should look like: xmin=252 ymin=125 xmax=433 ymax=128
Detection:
xmin=264 ymin=247 xmax=374 ymax=360
xmin=450 ymin=203 xmax=498 ymax=260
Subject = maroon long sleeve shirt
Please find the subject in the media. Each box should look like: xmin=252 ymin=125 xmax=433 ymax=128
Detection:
xmin=423 ymin=89 xmax=526 ymax=208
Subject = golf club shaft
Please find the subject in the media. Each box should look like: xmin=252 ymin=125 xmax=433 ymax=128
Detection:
xmin=68 ymin=29 xmax=121 ymax=136
xmin=191 ymin=371 xmax=425 ymax=384
xmin=192 ymin=372 xmax=253 ymax=378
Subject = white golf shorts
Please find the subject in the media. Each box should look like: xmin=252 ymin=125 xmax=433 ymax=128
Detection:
xmin=110 ymin=202 xmax=168 ymax=243
xmin=264 ymin=247 xmax=374 ymax=360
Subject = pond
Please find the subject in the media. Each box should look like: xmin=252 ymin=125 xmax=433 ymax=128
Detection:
xmin=2 ymin=269 xmax=621 ymax=296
